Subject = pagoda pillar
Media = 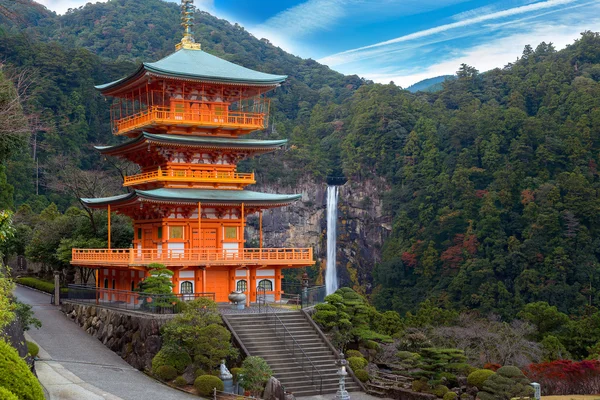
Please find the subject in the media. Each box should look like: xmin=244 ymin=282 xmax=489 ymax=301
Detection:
xmin=275 ymin=267 xmax=282 ymax=302
xmin=250 ymin=267 xmax=257 ymax=304
xmin=246 ymin=267 xmax=250 ymax=307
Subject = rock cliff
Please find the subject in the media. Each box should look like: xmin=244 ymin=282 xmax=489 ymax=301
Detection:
xmin=248 ymin=178 xmax=391 ymax=293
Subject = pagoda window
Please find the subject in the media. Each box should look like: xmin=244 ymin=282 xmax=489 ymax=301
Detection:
xmin=157 ymin=227 xmax=163 ymax=239
xmin=258 ymin=279 xmax=273 ymax=291
xmin=131 ymin=281 xmax=135 ymax=291
xmin=181 ymin=281 xmax=193 ymax=294
xmin=169 ymin=226 xmax=184 ymax=240
xmin=236 ymin=280 xmax=247 ymax=292
xmin=112 ymin=279 xmax=116 ymax=290
xmin=224 ymin=227 xmax=237 ymax=240
xmin=104 ymin=278 xmax=109 ymax=289
xmin=137 ymin=228 xmax=142 ymax=240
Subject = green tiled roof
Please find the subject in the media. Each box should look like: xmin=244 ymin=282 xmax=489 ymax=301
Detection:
xmin=81 ymin=189 xmax=301 ymax=207
xmin=96 ymin=48 xmax=287 ymax=91
xmin=95 ymin=132 xmax=287 ymax=153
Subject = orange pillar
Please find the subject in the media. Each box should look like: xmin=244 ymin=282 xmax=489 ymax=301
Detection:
xmin=202 ymin=268 xmax=206 ymax=294
xmin=241 ymin=203 xmax=245 ymax=247
xmin=250 ymin=268 xmax=256 ymax=305
xmin=197 ymin=202 xmax=201 ymax=247
xmin=246 ymin=268 xmax=250 ymax=307
xmin=275 ymin=267 xmax=282 ymax=302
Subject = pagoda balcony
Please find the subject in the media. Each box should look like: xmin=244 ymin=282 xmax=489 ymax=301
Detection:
xmin=113 ymin=104 xmax=267 ymax=136
xmin=123 ymin=169 xmax=255 ymax=187
xmin=71 ymin=247 xmax=314 ymax=268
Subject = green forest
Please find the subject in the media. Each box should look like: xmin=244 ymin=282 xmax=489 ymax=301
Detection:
xmin=2 ymin=0 xmax=600 ymax=355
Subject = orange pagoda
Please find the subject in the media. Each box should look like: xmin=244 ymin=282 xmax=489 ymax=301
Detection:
xmin=71 ymin=1 xmax=314 ymax=304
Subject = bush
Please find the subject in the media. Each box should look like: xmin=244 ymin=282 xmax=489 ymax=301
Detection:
xmin=239 ymin=356 xmax=272 ymax=396
xmin=347 ymin=356 xmax=368 ymax=371
xmin=0 ymin=340 xmax=44 ymax=400
xmin=345 ymin=350 xmax=363 ymax=359
xmin=443 ymin=392 xmax=458 ymax=400
xmin=194 ymin=375 xmax=224 ymax=396
xmin=0 ymin=387 xmax=18 ymax=400
xmin=412 ymin=378 xmax=429 ymax=392
xmin=15 ymin=277 xmax=66 ymax=294
xmin=354 ymin=369 xmax=369 ymax=382
xmin=151 ymin=345 xmax=192 ymax=374
xmin=467 ymin=369 xmax=495 ymax=389
xmin=155 ymin=365 xmax=178 ymax=381
xmin=478 ymin=366 xmax=533 ymax=400
xmin=431 ymin=385 xmax=449 ymax=397
xmin=230 ymin=367 xmax=243 ymax=383
xmin=194 ymin=369 xmax=207 ymax=378
xmin=174 ymin=376 xmax=187 ymax=387
xmin=363 ymin=339 xmax=384 ymax=349
xmin=26 ymin=341 xmax=39 ymax=358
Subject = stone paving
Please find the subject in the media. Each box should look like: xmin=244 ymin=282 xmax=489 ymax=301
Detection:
xmin=15 ymin=285 xmax=197 ymax=400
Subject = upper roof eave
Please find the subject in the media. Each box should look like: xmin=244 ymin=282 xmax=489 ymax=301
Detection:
xmin=95 ymin=132 xmax=288 ymax=155
xmin=95 ymin=49 xmax=287 ymax=93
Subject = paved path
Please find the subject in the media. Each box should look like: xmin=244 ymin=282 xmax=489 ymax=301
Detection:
xmin=15 ymin=285 xmax=196 ymax=400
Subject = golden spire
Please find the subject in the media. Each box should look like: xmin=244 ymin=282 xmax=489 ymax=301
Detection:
xmin=176 ymin=0 xmax=201 ymax=50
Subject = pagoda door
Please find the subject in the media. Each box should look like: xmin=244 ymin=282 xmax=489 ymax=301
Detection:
xmin=192 ymin=228 xmax=217 ymax=257
xmin=143 ymin=228 xmax=153 ymax=261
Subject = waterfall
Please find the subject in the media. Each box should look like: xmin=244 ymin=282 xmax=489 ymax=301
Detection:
xmin=325 ymin=185 xmax=339 ymax=295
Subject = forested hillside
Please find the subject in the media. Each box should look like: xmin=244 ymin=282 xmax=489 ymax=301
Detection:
xmin=1 ymin=0 xmax=600 ymax=325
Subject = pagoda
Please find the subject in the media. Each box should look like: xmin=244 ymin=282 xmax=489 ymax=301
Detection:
xmin=71 ymin=0 xmax=314 ymax=304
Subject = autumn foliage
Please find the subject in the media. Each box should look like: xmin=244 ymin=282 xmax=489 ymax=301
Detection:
xmin=524 ymin=360 xmax=600 ymax=394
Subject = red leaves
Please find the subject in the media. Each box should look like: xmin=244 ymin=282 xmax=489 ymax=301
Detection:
xmin=524 ymin=360 xmax=600 ymax=395
xmin=401 ymin=252 xmax=418 ymax=268
xmin=440 ymin=234 xmax=479 ymax=269
xmin=521 ymin=189 xmax=535 ymax=205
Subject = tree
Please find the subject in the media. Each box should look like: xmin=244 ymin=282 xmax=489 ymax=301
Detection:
xmin=136 ymin=263 xmax=177 ymax=309
xmin=478 ymin=366 xmax=534 ymax=400
xmin=161 ymin=298 xmax=237 ymax=371
xmin=239 ymin=356 xmax=272 ymax=397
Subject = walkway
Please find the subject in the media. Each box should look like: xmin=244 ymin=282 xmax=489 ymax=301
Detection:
xmin=14 ymin=285 xmax=196 ymax=400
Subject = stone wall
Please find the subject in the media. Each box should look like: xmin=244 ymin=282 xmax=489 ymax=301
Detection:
xmin=62 ymin=302 xmax=174 ymax=371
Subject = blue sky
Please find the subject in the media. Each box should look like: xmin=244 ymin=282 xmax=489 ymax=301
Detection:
xmin=39 ymin=0 xmax=600 ymax=87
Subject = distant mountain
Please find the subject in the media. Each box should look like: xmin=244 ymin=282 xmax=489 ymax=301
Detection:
xmin=405 ymin=75 xmax=455 ymax=93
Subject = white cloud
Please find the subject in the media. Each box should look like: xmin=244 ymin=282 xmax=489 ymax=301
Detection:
xmin=318 ymin=0 xmax=583 ymax=66
xmin=364 ymin=18 xmax=600 ymax=88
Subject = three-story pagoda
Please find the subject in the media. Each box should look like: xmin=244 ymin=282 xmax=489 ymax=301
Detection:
xmin=71 ymin=1 xmax=314 ymax=304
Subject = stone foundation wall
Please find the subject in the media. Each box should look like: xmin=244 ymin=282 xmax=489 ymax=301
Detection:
xmin=61 ymin=302 xmax=174 ymax=371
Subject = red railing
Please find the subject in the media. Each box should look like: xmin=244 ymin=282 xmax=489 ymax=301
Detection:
xmin=123 ymin=169 xmax=255 ymax=186
xmin=113 ymin=105 xmax=266 ymax=135
xmin=71 ymin=247 xmax=314 ymax=267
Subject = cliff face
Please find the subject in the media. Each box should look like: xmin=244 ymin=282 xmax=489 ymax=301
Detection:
xmin=247 ymin=178 xmax=391 ymax=293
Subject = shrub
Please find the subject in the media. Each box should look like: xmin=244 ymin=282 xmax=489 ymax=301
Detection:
xmin=524 ymin=359 xmax=600 ymax=395
xmin=345 ymin=350 xmax=363 ymax=359
xmin=483 ymin=363 xmax=501 ymax=371
xmin=0 ymin=340 xmax=44 ymax=400
xmin=467 ymin=369 xmax=495 ymax=389
xmin=439 ymin=372 xmax=458 ymax=387
xmin=363 ymin=339 xmax=384 ymax=349
xmin=431 ymin=385 xmax=449 ymax=397
xmin=155 ymin=365 xmax=178 ymax=381
xmin=443 ymin=392 xmax=458 ymax=400
xmin=194 ymin=369 xmax=207 ymax=378
xmin=478 ymin=366 xmax=533 ymax=400
xmin=354 ymin=369 xmax=369 ymax=382
xmin=230 ymin=367 xmax=243 ymax=383
xmin=151 ymin=345 xmax=192 ymax=374
xmin=347 ymin=356 xmax=368 ymax=371
xmin=412 ymin=378 xmax=429 ymax=392
xmin=0 ymin=387 xmax=18 ymax=400
xmin=194 ymin=375 xmax=224 ymax=396
xmin=173 ymin=376 xmax=187 ymax=387
xmin=26 ymin=341 xmax=39 ymax=358
xmin=239 ymin=356 xmax=272 ymax=396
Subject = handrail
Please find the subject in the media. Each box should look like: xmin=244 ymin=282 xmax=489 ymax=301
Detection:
xmin=264 ymin=302 xmax=323 ymax=394
xmin=71 ymin=247 xmax=314 ymax=266
xmin=113 ymin=105 xmax=266 ymax=135
xmin=123 ymin=169 xmax=255 ymax=186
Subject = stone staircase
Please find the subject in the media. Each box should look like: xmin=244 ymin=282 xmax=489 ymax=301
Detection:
xmin=223 ymin=311 xmax=362 ymax=397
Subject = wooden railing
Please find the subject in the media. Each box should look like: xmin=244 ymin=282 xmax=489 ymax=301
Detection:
xmin=123 ymin=169 xmax=255 ymax=186
xmin=71 ymin=247 xmax=314 ymax=267
xmin=113 ymin=105 xmax=266 ymax=135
